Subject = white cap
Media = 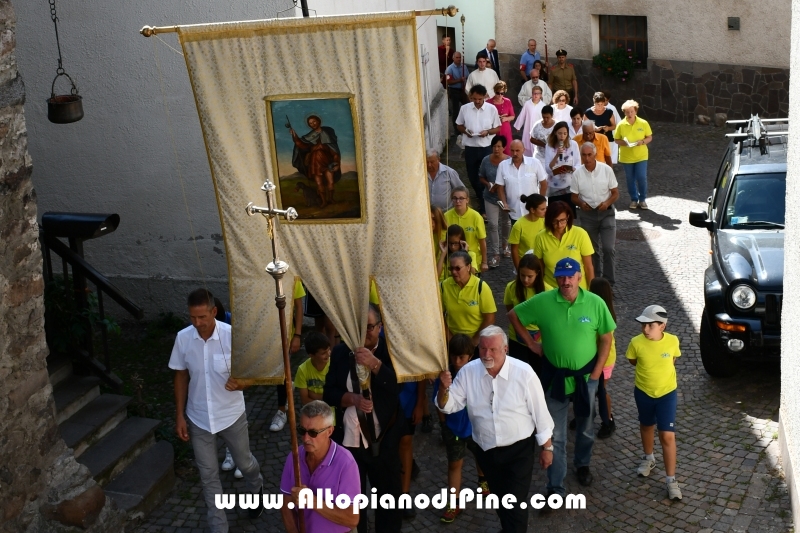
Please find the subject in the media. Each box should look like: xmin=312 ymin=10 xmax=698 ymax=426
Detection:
xmin=635 ymin=305 xmax=668 ymax=324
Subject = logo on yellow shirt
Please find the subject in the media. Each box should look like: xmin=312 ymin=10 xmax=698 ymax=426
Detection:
xmin=661 ymin=352 xmax=672 ymax=358
xmin=467 ymin=300 xmax=479 ymax=306
xmin=566 ymin=244 xmax=577 ymax=250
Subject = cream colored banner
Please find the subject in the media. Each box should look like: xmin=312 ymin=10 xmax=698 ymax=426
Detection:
xmin=179 ymin=13 xmax=446 ymax=383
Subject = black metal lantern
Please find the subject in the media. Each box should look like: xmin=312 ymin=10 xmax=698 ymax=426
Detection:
xmin=46 ymin=0 xmax=83 ymax=124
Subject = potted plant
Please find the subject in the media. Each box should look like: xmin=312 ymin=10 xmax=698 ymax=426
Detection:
xmin=592 ymin=46 xmax=640 ymax=82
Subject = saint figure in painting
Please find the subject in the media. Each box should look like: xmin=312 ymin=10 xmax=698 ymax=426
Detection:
xmin=290 ymin=115 xmax=341 ymax=208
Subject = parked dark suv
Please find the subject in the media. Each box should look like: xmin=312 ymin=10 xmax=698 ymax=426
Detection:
xmin=689 ymin=116 xmax=785 ymax=377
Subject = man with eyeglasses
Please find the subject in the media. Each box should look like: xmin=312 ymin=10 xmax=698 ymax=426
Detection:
xmin=324 ymin=304 xmax=404 ymax=533
xmin=437 ymin=326 xmax=554 ymax=532
xmin=518 ymin=69 xmax=552 ymax=108
xmin=169 ymin=288 xmax=264 ymax=532
xmin=280 ymin=400 xmax=361 ymax=533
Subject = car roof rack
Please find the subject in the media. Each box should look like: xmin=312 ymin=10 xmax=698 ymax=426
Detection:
xmin=725 ymin=115 xmax=788 ymax=155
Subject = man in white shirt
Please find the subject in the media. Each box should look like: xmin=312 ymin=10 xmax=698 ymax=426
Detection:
xmin=517 ymin=68 xmax=552 ymax=108
xmin=495 ymin=139 xmax=548 ymax=222
xmin=438 ymin=326 xmax=554 ymax=532
xmin=465 ymin=52 xmax=500 ymax=98
xmin=571 ymin=142 xmax=619 ymax=284
xmin=170 ymin=289 xmax=263 ymax=532
xmin=456 ymin=84 xmax=501 ymax=215
xmin=427 ymin=149 xmax=465 ymax=210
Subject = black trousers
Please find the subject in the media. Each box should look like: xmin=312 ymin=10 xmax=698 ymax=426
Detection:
xmin=464 ymin=146 xmax=491 ymax=214
xmin=348 ymin=443 xmax=403 ymax=533
xmin=473 ymin=434 xmax=536 ymax=533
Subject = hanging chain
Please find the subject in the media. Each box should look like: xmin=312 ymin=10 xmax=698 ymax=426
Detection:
xmin=50 ymin=0 xmax=65 ymax=74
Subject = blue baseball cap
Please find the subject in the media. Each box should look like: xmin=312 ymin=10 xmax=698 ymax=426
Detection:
xmin=553 ymin=257 xmax=581 ymax=277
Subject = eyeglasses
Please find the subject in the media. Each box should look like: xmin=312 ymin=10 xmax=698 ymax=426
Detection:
xmin=554 ymin=217 xmax=569 ymax=225
xmin=298 ymin=426 xmax=331 ymax=438
xmin=448 ymin=265 xmax=465 ymax=272
xmin=497 ymin=92 xmax=506 ymax=95
xmin=452 ymin=196 xmax=468 ymax=202
xmin=366 ymin=322 xmax=382 ymax=332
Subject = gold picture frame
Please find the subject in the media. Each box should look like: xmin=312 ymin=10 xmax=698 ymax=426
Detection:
xmin=265 ymin=92 xmax=365 ymax=224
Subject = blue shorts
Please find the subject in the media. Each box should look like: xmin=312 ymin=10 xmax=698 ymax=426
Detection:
xmin=634 ymin=387 xmax=677 ymax=432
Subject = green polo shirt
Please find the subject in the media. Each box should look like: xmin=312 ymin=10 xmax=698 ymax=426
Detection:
xmin=441 ymin=275 xmax=496 ymax=337
xmin=514 ymin=287 xmax=615 ymax=394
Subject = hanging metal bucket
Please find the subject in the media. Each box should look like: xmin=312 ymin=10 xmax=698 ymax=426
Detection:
xmin=47 ymin=71 xmax=83 ymax=124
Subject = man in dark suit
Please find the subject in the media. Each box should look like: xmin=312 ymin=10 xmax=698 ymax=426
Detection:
xmin=484 ymin=39 xmax=501 ymax=80
xmin=324 ymin=303 xmax=404 ymax=533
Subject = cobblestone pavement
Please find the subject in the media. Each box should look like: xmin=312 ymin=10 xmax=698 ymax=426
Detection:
xmin=135 ymin=123 xmax=792 ymax=532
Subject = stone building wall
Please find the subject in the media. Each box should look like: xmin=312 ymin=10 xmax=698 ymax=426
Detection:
xmin=0 ymin=1 xmax=124 ymax=531
xmin=499 ymin=54 xmax=790 ymax=124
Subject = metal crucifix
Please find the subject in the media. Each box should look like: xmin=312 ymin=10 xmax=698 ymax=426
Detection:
xmin=245 ymin=181 xmax=305 ymax=532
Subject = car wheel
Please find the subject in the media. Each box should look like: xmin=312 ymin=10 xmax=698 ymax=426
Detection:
xmin=700 ymin=310 xmax=738 ymax=377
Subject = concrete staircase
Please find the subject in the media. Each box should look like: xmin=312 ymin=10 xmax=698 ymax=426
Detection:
xmin=48 ymin=354 xmax=175 ymax=517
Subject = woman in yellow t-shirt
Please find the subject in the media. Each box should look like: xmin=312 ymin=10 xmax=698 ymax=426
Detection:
xmin=590 ymin=277 xmax=617 ymax=439
xmin=614 ymin=99 xmax=653 ymax=209
xmin=508 ymin=193 xmax=547 ymax=269
xmin=503 ymin=253 xmax=551 ymax=373
xmin=532 ymin=200 xmax=595 ymax=289
xmin=440 ymin=251 xmax=496 ymax=346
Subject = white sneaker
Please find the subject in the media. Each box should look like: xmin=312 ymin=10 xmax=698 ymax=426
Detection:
xmin=270 ymin=410 xmax=288 ymax=432
xmin=639 ymin=201 xmax=649 ymax=210
xmin=666 ymin=480 xmax=682 ymax=501
xmin=221 ymin=448 xmax=235 ymax=471
xmin=234 ymin=467 xmax=243 ymax=479
xmin=637 ymin=456 xmax=657 ymax=477
xmin=629 ymin=201 xmax=638 ymax=209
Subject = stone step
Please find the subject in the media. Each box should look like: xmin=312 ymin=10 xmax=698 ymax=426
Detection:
xmin=47 ymin=353 xmax=73 ymax=388
xmin=105 ymin=440 xmax=175 ymax=517
xmin=59 ymin=394 xmax=132 ymax=458
xmin=77 ymin=417 xmax=161 ymax=486
xmin=53 ymin=375 xmax=101 ymax=425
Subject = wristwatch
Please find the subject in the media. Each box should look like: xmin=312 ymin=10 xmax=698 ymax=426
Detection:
xmin=542 ymin=445 xmax=554 ymax=452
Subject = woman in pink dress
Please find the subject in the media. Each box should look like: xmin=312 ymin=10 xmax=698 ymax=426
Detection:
xmin=488 ymin=81 xmax=515 ymax=155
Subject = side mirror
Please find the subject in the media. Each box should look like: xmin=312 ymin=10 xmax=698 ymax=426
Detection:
xmin=689 ymin=210 xmax=713 ymax=230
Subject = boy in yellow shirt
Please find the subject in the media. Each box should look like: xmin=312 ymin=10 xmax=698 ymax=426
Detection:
xmin=294 ymin=331 xmax=332 ymax=406
xmin=626 ymin=305 xmax=682 ymax=501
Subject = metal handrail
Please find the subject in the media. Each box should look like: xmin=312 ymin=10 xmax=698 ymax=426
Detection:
xmin=40 ymin=228 xmax=143 ymax=392
xmin=41 ymin=231 xmax=144 ymax=319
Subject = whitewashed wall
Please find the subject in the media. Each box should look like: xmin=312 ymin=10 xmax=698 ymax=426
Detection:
xmin=780 ymin=1 xmax=800 ymax=529
xmin=15 ymin=0 xmax=444 ymax=316
xmin=495 ymin=0 xmax=791 ymax=66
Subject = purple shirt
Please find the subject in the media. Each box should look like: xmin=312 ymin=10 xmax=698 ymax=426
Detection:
xmin=280 ymin=441 xmax=361 ymax=533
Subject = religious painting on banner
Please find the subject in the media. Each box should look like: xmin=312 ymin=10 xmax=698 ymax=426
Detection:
xmin=267 ymin=95 xmax=364 ymax=221
xmin=177 ymin=12 xmax=447 ymax=384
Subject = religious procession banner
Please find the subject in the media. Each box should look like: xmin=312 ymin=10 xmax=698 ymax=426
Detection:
xmin=178 ymin=12 xmax=447 ymax=383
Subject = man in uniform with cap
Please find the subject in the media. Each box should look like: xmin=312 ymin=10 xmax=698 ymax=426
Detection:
xmin=550 ymin=49 xmax=579 ymax=106
xmin=507 ymin=257 xmax=615 ymax=510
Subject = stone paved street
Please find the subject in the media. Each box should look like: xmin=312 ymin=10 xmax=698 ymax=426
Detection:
xmin=135 ymin=123 xmax=792 ymax=532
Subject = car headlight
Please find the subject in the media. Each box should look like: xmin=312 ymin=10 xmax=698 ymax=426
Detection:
xmin=731 ymin=285 xmax=756 ymax=309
